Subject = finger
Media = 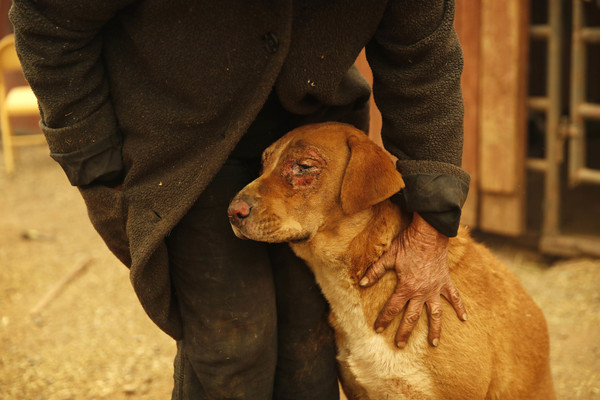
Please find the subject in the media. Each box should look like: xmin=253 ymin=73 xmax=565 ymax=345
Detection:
xmin=442 ymin=283 xmax=468 ymax=321
xmin=425 ymin=297 xmax=443 ymax=347
xmin=395 ymin=300 xmax=424 ymax=348
xmin=374 ymin=292 xmax=409 ymax=333
xmin=359 ymin=257 xmax=389 ymax=287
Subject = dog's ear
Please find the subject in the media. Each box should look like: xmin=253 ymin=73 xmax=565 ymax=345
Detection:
xmin=340 ymin=135 xmax=405 ymax=215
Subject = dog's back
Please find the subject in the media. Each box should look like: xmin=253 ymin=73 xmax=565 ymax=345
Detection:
xmin=445 ymin=234 xmax=554 ymax=399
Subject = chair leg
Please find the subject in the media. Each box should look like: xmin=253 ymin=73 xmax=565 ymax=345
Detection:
xmin=1 ymin=110 xmax=15 ymax=174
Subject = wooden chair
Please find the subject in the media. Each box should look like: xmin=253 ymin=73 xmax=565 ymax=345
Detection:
xmin=0 ymin=33 xmax=45 ymax=174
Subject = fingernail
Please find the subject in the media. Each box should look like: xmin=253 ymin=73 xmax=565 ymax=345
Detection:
xmin=359 ymin=277 xmax=369 ymax=287
xmin=376 ymin=326 xmax=384 ymax=334
xmin=396 ymin=341 xmax=406 ymax=349
xmin=461 ymin=313 xmax=468 ymax=321
xmin=432 ymin=338 xmax=439 ymax=347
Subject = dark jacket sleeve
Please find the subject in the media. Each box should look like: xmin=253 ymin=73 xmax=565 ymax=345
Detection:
xmin=366 ymin=0 xmax=469 ymax=237
xmin=9 ymin=0 xmax=134 ymax=186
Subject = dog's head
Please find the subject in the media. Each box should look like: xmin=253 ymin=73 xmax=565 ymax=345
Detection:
xmin=228 ymin=122 xmax=405 ymax=243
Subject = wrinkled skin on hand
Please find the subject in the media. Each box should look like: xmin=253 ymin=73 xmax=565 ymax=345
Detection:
xmin=359 ymin=213 xmax=467 ymax=349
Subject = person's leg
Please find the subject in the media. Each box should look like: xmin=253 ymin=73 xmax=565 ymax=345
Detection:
xmin=269 ymin=244 xmax=340 ymax=400
xmin=168 ymin=160 xmax=277 ymax=400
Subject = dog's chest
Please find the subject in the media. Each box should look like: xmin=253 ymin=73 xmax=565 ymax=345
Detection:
xmin=291 ymin=244 xmax=437 ymax=399
xmin=335 ymin=323 xmax=437 ymax=400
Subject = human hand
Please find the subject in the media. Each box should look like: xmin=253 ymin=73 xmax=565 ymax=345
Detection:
xmin=359 ymin=213 xmax=467 ymax=348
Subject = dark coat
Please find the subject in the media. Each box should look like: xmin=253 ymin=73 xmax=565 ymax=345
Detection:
xmin=10 ymin=0 xmax=469 ymax=339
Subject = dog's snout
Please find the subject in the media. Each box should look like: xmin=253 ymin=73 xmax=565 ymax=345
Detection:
xmin=228 ymin=198 xmax=252 ymax=226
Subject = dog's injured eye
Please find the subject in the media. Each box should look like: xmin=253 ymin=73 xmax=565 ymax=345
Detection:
xmin=292 ymin=159 xmax=319 ymax=176
xmin=283 ymin=158 xmax=322 ymax=187
xmin=281 ymin=146 xmax=327 ymax=188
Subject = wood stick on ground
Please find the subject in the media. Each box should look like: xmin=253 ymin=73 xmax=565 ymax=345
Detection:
xmin=29 ymin=256 xmax=94 ymax=316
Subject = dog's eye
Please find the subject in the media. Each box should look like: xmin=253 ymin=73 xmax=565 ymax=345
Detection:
xmin=283 ymin=155 xmax=324 ymax=187
xmin=292 ymin=160 xmax=318 ymax=176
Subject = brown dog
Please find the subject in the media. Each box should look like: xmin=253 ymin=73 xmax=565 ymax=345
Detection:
xmin=228 ymin=122 xmax=555 ymax=399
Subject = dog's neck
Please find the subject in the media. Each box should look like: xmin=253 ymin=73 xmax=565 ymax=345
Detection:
xmin=289 ymin=199 xmax=406 ymax=345
xmin=296 ymin=199 xmax=405 ymax=275
xmin=346 ymin=201 xmax=407 ymax=282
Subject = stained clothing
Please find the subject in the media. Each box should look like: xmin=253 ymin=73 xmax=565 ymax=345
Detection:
xmin=10 ymin=0 xmax=469 ymax=344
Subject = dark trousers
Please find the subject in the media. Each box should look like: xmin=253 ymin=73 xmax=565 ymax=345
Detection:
xmin=167 ymin=158 xmax=339 ymax=400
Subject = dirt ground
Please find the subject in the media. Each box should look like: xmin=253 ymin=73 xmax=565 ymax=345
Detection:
xmin=1 ymin=145 xmax=599 ymax=399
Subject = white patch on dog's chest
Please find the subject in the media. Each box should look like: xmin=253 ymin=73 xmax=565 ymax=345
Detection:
xmin=330 ymin=299 xmax=436 ymax=399
xmin=291 ymin=245 xmax=436 ymax=399
xmin=340 ymin=332 xmax=436 ymax=399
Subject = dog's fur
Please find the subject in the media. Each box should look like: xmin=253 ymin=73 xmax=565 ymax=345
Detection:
xmin=228 ymin=122 xmax=555 ymax=399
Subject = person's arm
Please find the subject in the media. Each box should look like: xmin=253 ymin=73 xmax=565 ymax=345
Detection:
xmin=362 ymin=0 xmax=469 ymax=347
xmin=9 ymin=0 xmax=134 ymax=186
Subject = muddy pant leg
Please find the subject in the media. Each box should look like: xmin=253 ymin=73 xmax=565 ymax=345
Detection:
xmin=269 ymin=244 xmax=339 ymax=400
xmin=168 ymin=161 xmax=277 ymax=400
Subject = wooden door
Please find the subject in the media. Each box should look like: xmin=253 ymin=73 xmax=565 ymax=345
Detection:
xmin=476 ymin=0 xmax=530 ymax=235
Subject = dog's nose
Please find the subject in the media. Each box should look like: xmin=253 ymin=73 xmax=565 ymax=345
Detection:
xmin=228 ymin=198 xmax=252 ymax=226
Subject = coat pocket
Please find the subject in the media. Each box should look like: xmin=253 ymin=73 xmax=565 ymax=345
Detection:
xmin=79 ymin=185 xmax=131 ymax=267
